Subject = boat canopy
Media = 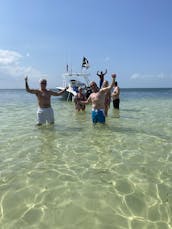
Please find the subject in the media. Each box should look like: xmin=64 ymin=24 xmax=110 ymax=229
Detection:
xmin=62 ymin=72 xmax=90 ymax=88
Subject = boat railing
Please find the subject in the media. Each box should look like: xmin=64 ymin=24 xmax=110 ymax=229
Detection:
xmin=62 ymin=72 xmax=90 ymax=87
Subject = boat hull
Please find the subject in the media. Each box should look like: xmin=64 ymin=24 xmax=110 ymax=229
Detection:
xmin=57 ymin=88 xmax=75 ymax=101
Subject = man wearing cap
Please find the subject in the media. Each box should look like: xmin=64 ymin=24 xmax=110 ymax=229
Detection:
xmin=25 ymin=76 xmax=67 ymax=125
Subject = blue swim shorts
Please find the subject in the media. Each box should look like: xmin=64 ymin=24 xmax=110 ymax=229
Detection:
xmin=91 ymin=109 xmax=105 ymax=124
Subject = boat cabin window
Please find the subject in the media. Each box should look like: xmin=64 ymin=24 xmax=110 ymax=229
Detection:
xmin=70 ymin=80 xmax=77 ymax=86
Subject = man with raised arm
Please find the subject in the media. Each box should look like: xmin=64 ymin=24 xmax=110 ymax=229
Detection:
xmin=81 ymin=73 xmax=116 ymax=124
xmin=25 ymin=76 xmax=67 ymax=125
xmin=96 ymin=69 xmax=107 ymax=88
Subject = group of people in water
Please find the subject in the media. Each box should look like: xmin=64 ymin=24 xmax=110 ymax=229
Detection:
xmin=74 ymin=70 xmax=120 ymax=116
xmin=25 ymin=70 xmax=120 ymax=126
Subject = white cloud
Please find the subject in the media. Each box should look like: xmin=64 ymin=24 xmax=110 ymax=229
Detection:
xmin=157 ymin=73 xmax=165 ymax=79
xmin=0 ymin=49 xmax=42 ymax=79
xmin=26 ymin=52 xmax=30 ymax=57
xmin=130 ymin=73 xmax=140 ymax=79
xmin=0 ymin=49 xmax=22 ymax=65
xmin=130 ymin=72 xmax=166 ymax=80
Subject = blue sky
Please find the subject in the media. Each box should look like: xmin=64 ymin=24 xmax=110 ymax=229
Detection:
xmin=0 ymin=0 xmax=172 ymax=88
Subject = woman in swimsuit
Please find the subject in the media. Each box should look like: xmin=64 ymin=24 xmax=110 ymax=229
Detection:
xmin=74 ymin=87 xmax=86 ymax=111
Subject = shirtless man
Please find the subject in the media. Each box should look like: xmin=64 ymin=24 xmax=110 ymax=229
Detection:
xmin=96 ymin=69 xmax=107 ymax=88
xmin=81 ymin=73 xmax=116 ymax=124
xmin=112 ymin=81 xmax=120 ymax=109
xmin=25 ymin=76 xmax=67 ymax=125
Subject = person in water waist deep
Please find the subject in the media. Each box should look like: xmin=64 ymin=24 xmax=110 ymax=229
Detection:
xmin=74 ymin=87 xmax=87 ymax=112
xmin=80 ymin=73 xmax=116 ymax=124
xmin=112 ymin=81 xmax=120 ymax=109
xmin=25 ymin=76 xmax=67 ymax=125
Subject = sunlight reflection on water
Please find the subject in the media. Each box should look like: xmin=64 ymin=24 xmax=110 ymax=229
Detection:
xmin=0 ymin=89 xmax=172 ymax=228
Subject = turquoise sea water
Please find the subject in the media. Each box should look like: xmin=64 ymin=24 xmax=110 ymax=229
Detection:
xmin=0 ymin=88 xmax=172 ymax=229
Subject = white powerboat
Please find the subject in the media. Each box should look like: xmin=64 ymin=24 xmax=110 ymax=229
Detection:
xmin=56 ymin=72 xmax=92 ymax=101
xmin=56 ymin=58 xmax=92 ymax=101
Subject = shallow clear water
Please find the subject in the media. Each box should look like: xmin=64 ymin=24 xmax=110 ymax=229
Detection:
xmin=0 ymin=89 xmax=172 ymax=229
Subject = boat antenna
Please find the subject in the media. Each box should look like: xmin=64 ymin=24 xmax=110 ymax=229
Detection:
xmin=66 ymin=64 xmax=69 ymax=72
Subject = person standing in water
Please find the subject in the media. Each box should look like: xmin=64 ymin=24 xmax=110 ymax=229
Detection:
xmin=112 ymin=81 xmax=120 ymax=109
xmin=74 ymin=87 xmax=87 ymax=112
xmin=25 ymin=76 xmax=67 ymax=125
xmin=80 ymin=73 xmax=116 ymax=124
xmin=96 ymin=69 xmax=107 ymax=88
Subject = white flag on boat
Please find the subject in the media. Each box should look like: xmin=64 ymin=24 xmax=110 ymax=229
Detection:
xmin=82 ymin=57 xmax=89 ymax=69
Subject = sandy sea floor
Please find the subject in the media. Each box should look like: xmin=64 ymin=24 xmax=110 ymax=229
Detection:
xmin=0 ymin=89 xmax=172 ymax=228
